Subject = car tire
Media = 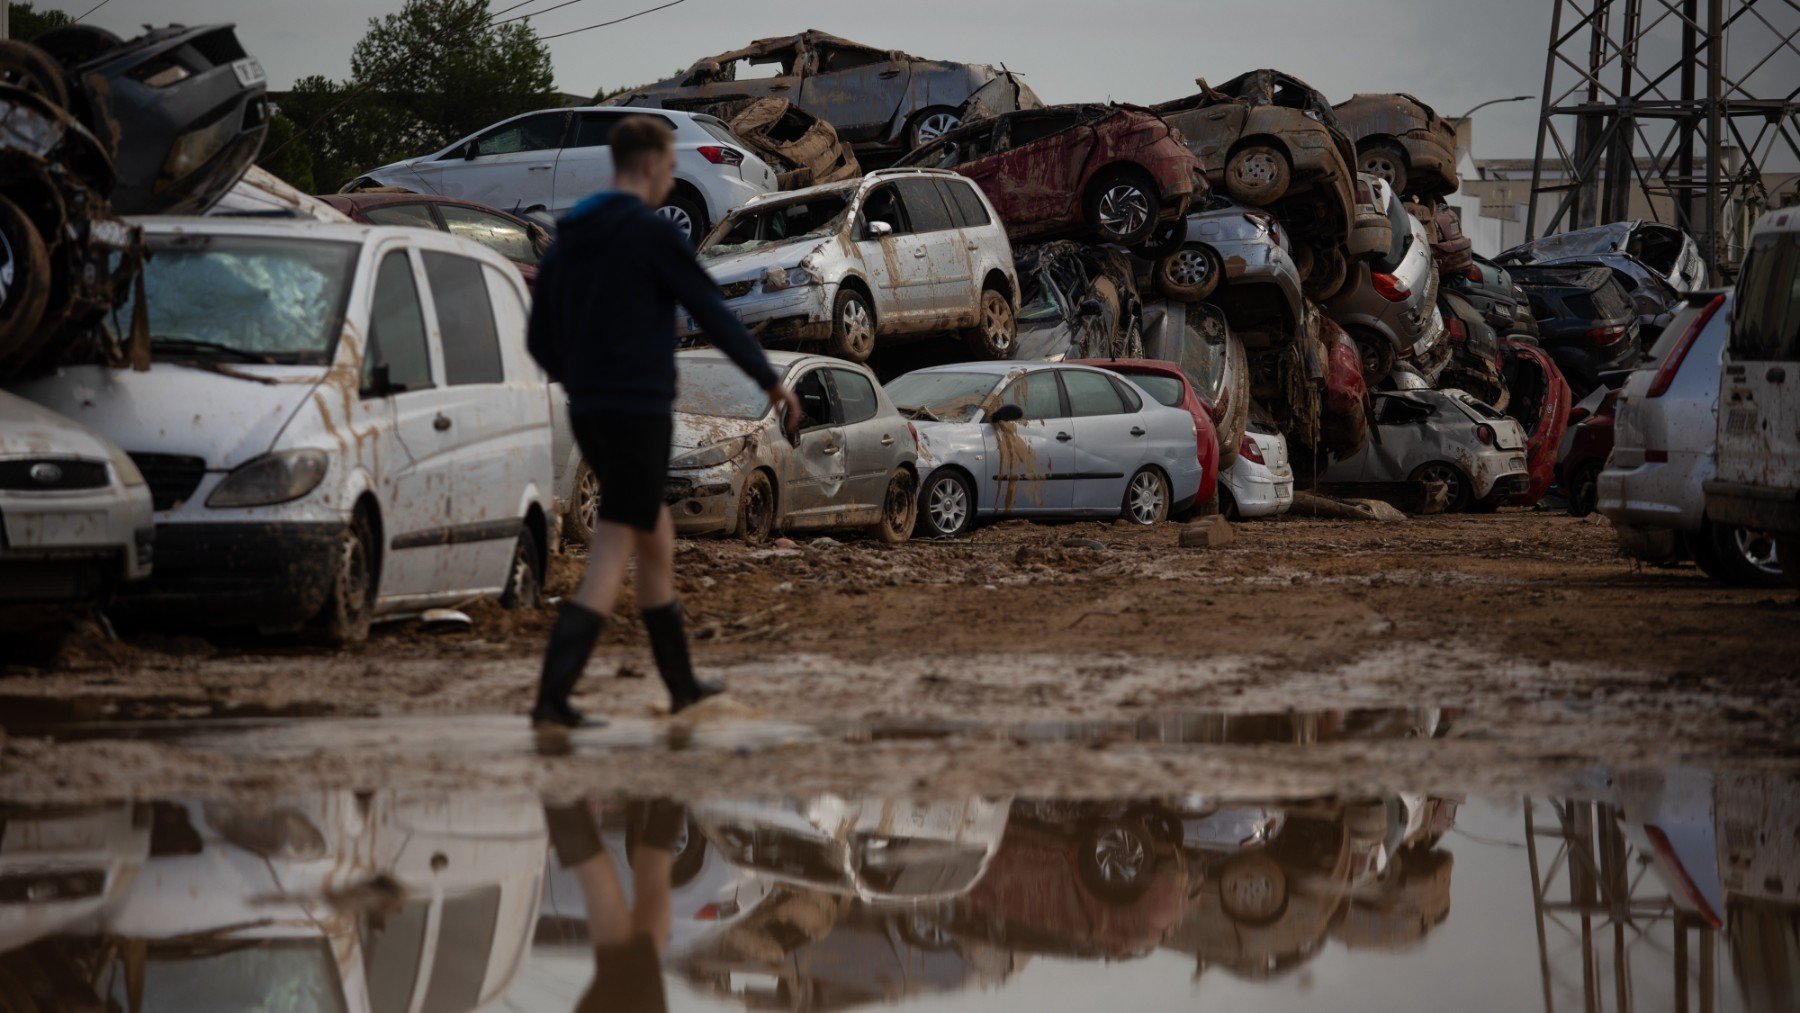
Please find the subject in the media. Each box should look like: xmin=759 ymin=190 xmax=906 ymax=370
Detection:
xmin=869 ymin=467 xmax=918 ymax=544
xmin=1301 ymin=246 xmax=1348 ymax=301
xmin=1218 ymin=483 xmax=1239 ymax=521
xmin=31 ymin=24 xmax=123 ymax=66
xmin=1411 ymin=461 xmax=1472 ymax=513
xmin=562 ymin=460 xmax=600 ymax=547
xmin=1690 ymin=522 xmax=1786 ymax=588
xmin=1225 ymin=143 xmax=1292 ymax=205
xmin=1085 ymin=170 xmax=1162 ymax=246
xmin=737 ymin=469 xmax=776 ymax=544
xmin=500 ymin=525 xmax=544 ymax=609
xmin=655 ymin=191 xmax=707 ymax=246
xmin=1078 ymin=819 xmax=1158 ymax=904
xmin=1218 ymin=851 xmax=1290 ymax=925
xmin=1359 ymin=141 xmax=1410 ymax=195
xmin=1565 ymin=461 xmax=1601 ymax=517
xmin=0 ymin=195 xmax=52 ymax=355
xmin=1155 ymin=243 xmax=1222 ymax=302
xmin=917 ymin=470 xmax=975 ymax=538
xmin=962 ymin=286 xmax=1016 ymax=359
xmin=827 ymin=287 xmax=876 ymax=362
xmin=310 ymin=510 xmax=377 ymax=646
xmin=907 ymin=106 xmax=961 ymax=150
xmin=0 ymin=39 xmax=70 ymax=109
xmin=1122 ymin=467 xmax=1171 ymax=525
xmin=1349 ymin=326 xmax=1396 ymax=383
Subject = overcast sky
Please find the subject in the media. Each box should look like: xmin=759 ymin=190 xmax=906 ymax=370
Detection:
xmin=33 ymin=0 xmax=1789 ymax=161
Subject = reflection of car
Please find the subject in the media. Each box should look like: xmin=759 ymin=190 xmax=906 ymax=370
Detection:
xmin=1498 ymin=338 xmax=1572 ymax=506
xmin=316 ymin=192 xmax=550 ymax=288
xmin=1009 ymin=240 xmax=1142 ymax=362
xmin=606 ymin=30 xmax=1042 ymax=158
xmin=14 ymin=218 xmax=554 ymax=643
xmin=1138 ymin=296 xmax=1249 ymax=466
xmin=687 ymin=168 xmax=1019 ymax=362
xmin=344 ymin=105 xmax=777 ymax=242
xmin=1069 ymin=357 xmax=1220 ymax=510
xmin=896 ymin=103 xmax=1200 ymax=246
xmin=1326 ymin=176 xmax=1446 ymax=380
xmin=1221 ymin=419 xmax=1295 ymax=519
xmin=0 ymin=804 xmax=148 ymax=952
xmin=659 ymin=349 xmax=919 ymax=544
xmin=1323 ymin=388 xmax=1530 ymax=512
xmin=1510 ymin=263 xmax=1643 ymax=397
xmin=1499 ymin=219 xmax=1707 ymax=293
xmin=1331 ymin=93 xmax=1460 ymax=199
xmin=1603 ymin=292 xmax=1785 ymax=585
xmin=0 ymin=392 xmax=153 ymax=622
xmin=888 ymin=361 xmax=1204 ymax=537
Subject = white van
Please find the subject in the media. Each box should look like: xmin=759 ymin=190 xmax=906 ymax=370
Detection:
xmin=1706 ymin=208 xmax=1800 ymax=585
xmin=14 ymin=218 xmax=555 ymax=642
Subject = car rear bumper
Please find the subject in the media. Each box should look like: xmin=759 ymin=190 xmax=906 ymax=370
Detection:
xmin=115 ymin=520 xmax=345 ymax=628
xmin=1705 ymin=480 xmax=1800 ymax=535
xmin=1227 ymin=463 xmax=1294 ymax=518
xmin=1597 ymin=456 xmax=1705 ymax=532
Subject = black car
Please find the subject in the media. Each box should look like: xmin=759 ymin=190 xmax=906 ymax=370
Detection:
xmin=1509 ymin=264 xmax=1642 ymax=396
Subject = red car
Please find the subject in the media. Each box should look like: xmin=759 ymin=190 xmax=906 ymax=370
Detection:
xmin=316 ymin=192 xmax=551 ymax=288
xmin=1499 ymin=339 xmax=1573 ymax=506
xmin=1559 ymin=384 xmax=1620 ymax=516
xmin=1070 ymin=358 xmax=1220 ymax=510
xmin=897 ymin=103 xmax=1199 ymax=247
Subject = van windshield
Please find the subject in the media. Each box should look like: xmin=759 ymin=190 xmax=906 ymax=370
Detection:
xmin=702 ymin=193 xmax=852 ymax=256
xmin=122 ymin=235 xmax=360 ymax=365
xmin=1731 ymin=231 xmax=1800 ymax=361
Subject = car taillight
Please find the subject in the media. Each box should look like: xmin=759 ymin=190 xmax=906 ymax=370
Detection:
xmin=1466 ymin=265 xmax=1483 ymax=283
xmin=1242 ymin=211 xmax=1274 ymax=232
xmin=907 ymin=422 xmax=920 ymax=446
xmin=1475 ymin=424 xmax=1496 ymax=446
xmin=1372 ymin=272 xmax=1411 ymax=302
xmin=1647 ymin=293 xmax=1725 ymax=398
xmin=697 ymin=145 xmax=745 ymax=166
xmin=1587 ymin=322 xmax=1629 ymax=346
xmin=1239 ymin=435 xmax=1264 ymax=464
xmin=1568 ymin=406 xmax=1590 ymax=426
xmin=1445 ymin=317 xmax=1468 ymax=344
xmin=695 ymin=900 xmax=739 ymax=921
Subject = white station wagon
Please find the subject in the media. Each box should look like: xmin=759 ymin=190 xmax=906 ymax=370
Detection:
xmin=16 ymin=218 xmax=555 ymax=643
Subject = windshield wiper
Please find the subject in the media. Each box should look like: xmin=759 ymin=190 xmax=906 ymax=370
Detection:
xmin=150 ymin=336 xmax=279 ymax=365
xmin=898 ymin=405 xmax=941 ymax=422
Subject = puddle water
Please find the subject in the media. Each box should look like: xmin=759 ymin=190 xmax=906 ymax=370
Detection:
xmin=0 ymin=766 xmax=1792 ymax=1012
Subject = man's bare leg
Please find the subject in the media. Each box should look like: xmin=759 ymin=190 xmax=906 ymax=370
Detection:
xmin=574 ymin=518 xmax=640 ymax=614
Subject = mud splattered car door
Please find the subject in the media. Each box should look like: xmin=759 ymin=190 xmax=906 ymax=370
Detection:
xmin=988 ymin=371 xmax=1073 ymax=514
xmin=778 ymin=367 xmax=849 ymax=527
xmin=798 ymin=39 xmax=909 ymax=145
xmin=987 ymin=109 xmax=1098 ymax=231
xmin=1060 ymin=368 xmax=1143 ymax=513
xmin=829 ymin=366 xmax=901 ymax=513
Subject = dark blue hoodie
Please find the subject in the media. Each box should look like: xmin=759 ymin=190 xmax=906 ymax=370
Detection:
xmin=527 ymin=191 xmax=779 ymax=414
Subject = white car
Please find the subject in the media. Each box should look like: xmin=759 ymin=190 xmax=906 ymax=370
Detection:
xmin=345 ymin=106 xmax=778 ymax=241
xmin=0 ymin=391 xmax=153 ymax=616
xmin=1221 ymin=423 xmax=1294 ymax=520
xmin=0 ymin=804 xmax=149 ymax=953
xmin=687 ymin=168 xmax=1020 ymax=363
xmin=16 ymin=218 xmax=555 ymax=643
xmin=1600 ymin=291 xmax=1784 ymax=585
xmin=1322 ymin=388 xmax=1530 ymax=512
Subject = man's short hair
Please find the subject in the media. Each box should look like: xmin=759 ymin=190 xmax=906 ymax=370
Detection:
xmin=612 ymin=115 xmax=675 ymax=176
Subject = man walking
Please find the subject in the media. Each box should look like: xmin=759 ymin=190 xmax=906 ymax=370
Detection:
xmin=527 ymin=116 xmax=800 ymax=729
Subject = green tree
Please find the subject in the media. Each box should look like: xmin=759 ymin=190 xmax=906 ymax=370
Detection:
xmin=8 ymin=2 xmax=72 ymax=41
xmin=255 ymin=111 xmax=315 ymax=193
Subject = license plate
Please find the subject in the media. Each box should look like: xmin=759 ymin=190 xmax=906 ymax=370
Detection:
xmin=232 ymin=58 xmax=266 ymax=88
xmin=1727 ymin=407 xmax=1758 ymax=435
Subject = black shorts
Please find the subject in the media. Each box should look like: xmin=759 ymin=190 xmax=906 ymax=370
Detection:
xmin=570 ymin=408 xmax=672 ymax=533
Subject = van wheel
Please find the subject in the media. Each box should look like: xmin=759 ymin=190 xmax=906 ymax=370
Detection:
xmin=1086 ymin=170 xmax=1161 ymax=245
xmin=1155 ymin=244 xmax=1222 ymax=301
xmin=501 ymin=526 xmax=543 ymax=608
xmin=1226 ymin=143 xmax=1292 ymax=205
xmin=827 ymin=288 xmax=876 ymax=362
xmin=1359 ymin=142 xmax=1410 ymax=194
xmin=311 ymin=511 xmax=376 ymax=645
xmin=562 ymin=460 xmax=600 ymax=546
xmin=1123 ymin=468 xmax=1170 ymax=525
xmin=869 ymin=468 xmax=918 ymax=544
xmin=1690 ymin=522 xmax=1785 ymax=588
xmin=737 ymin=470 xmax=776 ymax=544
xmin=962 ymin=286 xmax=1015 ymax=358
xmin=1412 ymin=462 xmax=1471 ymax=513
xmin=0 ymin=195 xmax=52 ymax=352
xmin=917 ymin=470 xmax=974 ymax=538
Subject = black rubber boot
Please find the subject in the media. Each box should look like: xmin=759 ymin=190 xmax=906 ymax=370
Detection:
xmin=531 ymin=603 xmax=606 ymax=728
xmin=641 ymin=601 xmax=723 ymax=714
xmin=627 ymin=798 xmax=688 ymax=853
xmin=542 ymin=801 xmax=605 ymax=867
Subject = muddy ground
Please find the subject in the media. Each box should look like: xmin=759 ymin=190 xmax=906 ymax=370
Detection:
xmin=2 ymin=509 xmax=1796 ymax=802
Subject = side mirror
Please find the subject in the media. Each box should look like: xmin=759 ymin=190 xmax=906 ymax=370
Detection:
xmin=867 ymin=220 xmax=894 ymax=239
xmin=462 ymin=141 xmax=477 ymax=161
xmin=987 ymin=403 xmax=1024 ymax=424
xmin=1078 ymin=298 xmax=1103 ymax=317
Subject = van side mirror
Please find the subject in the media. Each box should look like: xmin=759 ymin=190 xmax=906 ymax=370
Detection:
xmin=462 ymin=141 xmax=478 ymax=161
xmin=987 ymin=403 xmax=1024 ymax=424
xmin=867 ymin=219 xmax=893 ymax=239
xmin=1078 ymin=298 xmax=1103 ymax=317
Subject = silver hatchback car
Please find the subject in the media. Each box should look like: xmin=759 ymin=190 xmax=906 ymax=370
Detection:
xmin=1325 ymin=175 xmax=1447 ymax=381
xmin=686 ymin=168 xmax=1020 ymax=364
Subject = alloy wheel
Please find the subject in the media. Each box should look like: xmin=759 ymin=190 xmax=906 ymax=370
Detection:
xmin=1098 ymin=183 xmax=1152 ymax=239
xmin=1127 ymin=471 xmax=1165 ymax=524
xmin=1091 ymin=826 xmax=1149 ymax=886
xmin=981 ymin=291 xmax=1014 ymax=355
xmin=928 ymin=477 xmax=968 ymax=535
xmin=574 ymin=466 xmax=601 ymax=539
xmin=656 ymin=204 xmax=694 ymax=239
xmin=1419 ymin=464 xmax=1462 ymax=507
xmin=916 ymin=111 xmax=959 ymax=145
xmin=1735 ymin=528 xmax=1783 ymax=578
xmin=840 ymin=297 xmax=875 ymax=358
xmin=1169 ymin=247 xmax=1214 ymax=287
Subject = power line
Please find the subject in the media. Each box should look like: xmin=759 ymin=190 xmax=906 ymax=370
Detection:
xmin=74 ymin=0 xmax=113 ymax=22
xmin=536 ymin=0 xmax=687 ymax=41
xmin=492 ymin=0 xmax=594 ymax=27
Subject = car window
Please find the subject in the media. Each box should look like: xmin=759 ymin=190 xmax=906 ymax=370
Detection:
xmin=437 ymin=205 xmax=538 ymax=265
xmin=364 ymin=251 xmax=434 ymax=395
xmin=813 ymin=42 xmax=889 ymax=73
xmin=1374 ymin=395 xmax=1431 ymax=424
xmin=1127 ymin=373 xmax=1186 ymax=408
xmin=1006 ymin=111 xmax=1082 ymax=147
xmin=795 ymin=369 xmax=835 ymax=428
xmin=420 ymin=887 xmax=501 ymax=1013
xmin=705 ymin=192 xmax=852 ymax=255
xmin=694 ymin=116 xmax=741 ymax=146
xmin=1110 ymin=376 xmax=1144 ymax=411
xmin=362 ymin=203 xmax=438 ymax=230
xmin=895 ymin=178 xmax=955 ymax=233
xmin=422 ymin=251 xmax=503 ymax=385
xmin=469 ymin=111 xmax=568 ymax=157
xmin=904 ymin=121 xmax=998 ymax=170
xmin=1000 ymin=372 xmax=1065 ymax=420
xmin=942 ymin=180 xmax=991 ymax=227
xmin=567 ymin=113 xmax=620 ymax=149
xmin=829 ymin=368 xmax=880 ymax=424
xmin=1732 ymin=230 xmax=1800 ymax=361
xmin=1061 ymin=369 xmax=1128 ymax=416
xmin=861 ymin=185 xmax=911 ymax=237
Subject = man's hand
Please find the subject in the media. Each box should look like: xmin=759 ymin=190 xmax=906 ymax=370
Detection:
xmin=769 ymin=383 xmax=803 ymax=434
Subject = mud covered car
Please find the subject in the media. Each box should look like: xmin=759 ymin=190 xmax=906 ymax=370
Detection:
xmin=606 ymin=30 xmax=1041 ymax=159
xmin=1498 ymin=338 xmax=1572 ymax=506
xmin=1069 ymin=357 xmax=1221 ymax=511
xmin=1511 ymin=263 xmax=1642 ymax=396
xmin=663 ymin=349 xmax=918 ymax=543
xmin=1012 ymin=240 xmax=1142 ymax=362
xmin=1221 ymin=415 xmax=1295 ymax=519
xmin=1499 ymin=220 xmax=1706 ymax=293
xmin=1139 ymin=296 xmax=1249 ymax=467
xmin=1323 ymin=388 xmax=1530 ymax=512
xmin=896 ymin=103 xmax=1199 ymax=246
xmin=713 ymin=97 xmax=860 ymax=189
xmin=1531 ymin=252 xmax=1682 ymax=341
xmin=1331 ymin=93 xmax=1460 ymax=200
xmin=1453 ymin=253 xmax=1537 ymax=337
xmin=1326 ymin=177 xmax=1447 ymax=382
xmin=687 ymin=168 xmax=1019 ymax=363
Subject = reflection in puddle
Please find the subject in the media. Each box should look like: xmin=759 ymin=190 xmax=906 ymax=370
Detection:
xmin=0 ymin=770 xmax=1793 ymax=1011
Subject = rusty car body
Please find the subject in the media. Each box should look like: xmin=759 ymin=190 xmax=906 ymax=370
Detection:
xmin=1011 ymin=239 xmax=1142 ymax=363
xmin=1322 ymin=387 xmax=1530 ymax=511
xmin=606 ymin=30 xmax=1041 ymax=160
xmin=1138 ymin=296 xmax=1249 ymax=466
xmin=716 ymin=96 xmax=860 ymax=189
xmin=896 ymin=103 xmax=1199 ymax=247
xmin=1331 ymin=93 xmax=1460 ymax=199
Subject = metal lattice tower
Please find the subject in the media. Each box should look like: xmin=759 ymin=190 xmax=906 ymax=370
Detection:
xmin=1526 ymin=0 xmax=1800 ymax=278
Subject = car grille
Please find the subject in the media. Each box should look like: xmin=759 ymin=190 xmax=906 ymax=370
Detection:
xmin=128 ymin=453 xmax=206 ymax=511
xmin=0 ymin=458 xmax=109 ymax=491
xmin=720 ymin=280 xmax=755 ymax=300
xmin=0 ymin=868 xmax=107 ymax=903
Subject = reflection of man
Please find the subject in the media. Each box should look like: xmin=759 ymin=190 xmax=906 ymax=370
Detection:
xmin=544 ymin=799 xmax=686 ymax=1013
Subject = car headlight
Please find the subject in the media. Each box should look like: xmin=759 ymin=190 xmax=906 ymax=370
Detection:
xmin=670 ymin=437 xmax=748 ymax=471
xmin=161 ymin=111 xmax=242 ymax=184
xmin=206 ymin=450 xmax=328 ymax=508
xmin=109 ymin=445 xmax=146 ymax=488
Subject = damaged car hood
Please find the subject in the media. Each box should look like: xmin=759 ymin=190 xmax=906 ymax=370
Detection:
xmin=698 ymin=239 xmax=829 ymax=283
xmin=670 ymin=413 xmax=765 ymax=452
xmin=12 ymin=364 xmax=328 ymax=470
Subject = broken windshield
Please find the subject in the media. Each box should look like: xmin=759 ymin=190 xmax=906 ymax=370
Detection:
xmin=885 ymin=371 xmax=1001 ymax=422
xmin=703 ymin=193 xmax=852 ymax=256
xmin=106 ymin=938 xmax=349 ymax=1013
xmin=676 ymin=357 xmax=778 ymax=419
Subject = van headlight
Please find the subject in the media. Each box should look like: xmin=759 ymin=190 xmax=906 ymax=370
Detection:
xmin=670 ymin=437 xmax=748 ymax=471
xmin=206 ymin=450 xmax=329 ymax=508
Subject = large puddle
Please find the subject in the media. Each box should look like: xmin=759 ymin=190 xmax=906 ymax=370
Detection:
xmin=0 ymin=764 xmax=1792 ymax=1012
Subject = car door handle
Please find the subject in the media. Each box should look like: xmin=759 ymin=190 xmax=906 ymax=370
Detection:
xmin=1769 ymin=367 xmax=1787 ymax=383
xmin=770 ymin=84 xmax=791 ymax=92
xmin=967 ymin=240 xmax=980 ymax=250
xmin=880 ymin=435 xmax=895 ymax=446
xmin=1055 ymin=432 xmax=1073 ymax=442
xmin=913 ymin=247 xmax=927 ymax=258
xmin=433 ymin=413 xmax=452 ymax=431
xmin=527 ymin=165 xmax=551 ymax=171
xmin=1130 ymin=426 xmax=1146 ymax=437
xmin=877 ymin=70 xmax=901 ymax=79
